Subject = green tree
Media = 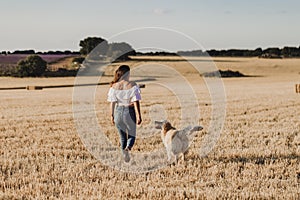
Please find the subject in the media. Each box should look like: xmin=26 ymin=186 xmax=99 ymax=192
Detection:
xmin=15 ymin=55 xmax=47 ymax=77
xmin=263 ymin=48 xmax=281 ymax=56
xmin=107 ymin=42 xmax=136 ymax=61
xmin=79 ymin=37 xmax=108 ymax=55
xmin=281 ymin=46 xmax=300 ymax=57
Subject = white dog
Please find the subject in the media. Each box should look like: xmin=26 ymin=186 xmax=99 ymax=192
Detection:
xmin=155 ymin=120 xmax=203 ymax=163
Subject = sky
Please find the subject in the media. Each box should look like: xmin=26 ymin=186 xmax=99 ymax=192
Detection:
xmin=1 ymin=0 xmax=300 ymax=52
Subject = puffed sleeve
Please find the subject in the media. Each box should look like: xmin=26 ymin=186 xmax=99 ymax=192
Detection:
xmin=107 ymin=88 xmax=117 ymax=102
xmin=131 ymin=85 xmax=141 ymax=102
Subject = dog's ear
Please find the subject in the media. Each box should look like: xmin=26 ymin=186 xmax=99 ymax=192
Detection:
xmin=154 ymin=121 xmax=163 ymax=129
xmin=163 ymin=122 xmax=176 ymax=131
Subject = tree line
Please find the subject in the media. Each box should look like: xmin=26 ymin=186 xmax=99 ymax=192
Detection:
xmin=177 ymin=46 xmax=300 ymax=58
xmin=2 ymin=43 xmax=300 ymax=59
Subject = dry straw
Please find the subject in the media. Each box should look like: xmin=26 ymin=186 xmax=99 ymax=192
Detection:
xmin=296 ymin=84 xmax=300 ymax=93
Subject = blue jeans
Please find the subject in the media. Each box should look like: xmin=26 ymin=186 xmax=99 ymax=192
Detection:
xmin=114 ymin=105 xmax=136 ymax=150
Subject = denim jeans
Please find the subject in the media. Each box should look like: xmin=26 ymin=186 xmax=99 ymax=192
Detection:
xmin=114 ymin=105 xmax=136 ymax=150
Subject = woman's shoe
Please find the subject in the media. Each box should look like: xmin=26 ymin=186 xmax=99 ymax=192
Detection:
xmin=123 ymin=149 xmax=130 ymax=163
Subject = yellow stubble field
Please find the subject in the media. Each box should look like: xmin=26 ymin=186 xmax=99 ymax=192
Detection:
xmin=0 ymin=57 xmax=299 ymax=199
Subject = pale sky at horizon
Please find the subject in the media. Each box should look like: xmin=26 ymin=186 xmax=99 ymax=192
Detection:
xmin=1 ymin=0 xmax=300 ymax=52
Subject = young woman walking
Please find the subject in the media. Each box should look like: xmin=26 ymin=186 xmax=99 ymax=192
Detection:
xmin=107 ymin=65 xmax=142 ymax=162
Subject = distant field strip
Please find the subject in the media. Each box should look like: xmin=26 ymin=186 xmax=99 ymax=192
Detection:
xmin=0 ymin=83 xmax=146 ymax=90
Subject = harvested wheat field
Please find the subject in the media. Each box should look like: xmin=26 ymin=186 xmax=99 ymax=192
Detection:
xmin=0 ymin=57 xmax=299 ymax=199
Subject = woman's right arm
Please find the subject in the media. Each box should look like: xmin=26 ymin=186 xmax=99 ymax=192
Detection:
xmin=107 ymin=86 xmax=117 ymax=125
xmin=110 ymin=102 xmax=116 ymax=125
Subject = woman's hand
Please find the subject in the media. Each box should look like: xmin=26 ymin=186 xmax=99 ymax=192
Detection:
xmin=111 ymin=115 xmax=115 ymax=125
xmin=137 ymin=116 xmax=142 ymax=125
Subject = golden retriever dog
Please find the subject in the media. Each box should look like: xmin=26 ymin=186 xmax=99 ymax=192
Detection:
xmin=155 ymin=120 xmax=203 ymax=163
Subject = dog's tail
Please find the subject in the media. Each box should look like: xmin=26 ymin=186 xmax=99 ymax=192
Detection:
xmin=183 ymin=125 xmax=204 ymax=135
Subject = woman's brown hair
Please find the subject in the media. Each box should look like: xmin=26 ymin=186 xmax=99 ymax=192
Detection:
xmin=110 ymin=65 xmax=130 ymax=86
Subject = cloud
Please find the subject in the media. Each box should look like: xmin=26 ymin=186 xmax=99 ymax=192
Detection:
xmin=153 ymin=8 xmax=170 ymax=15
xmin=278 ymin=10 xmax=288 ymax=14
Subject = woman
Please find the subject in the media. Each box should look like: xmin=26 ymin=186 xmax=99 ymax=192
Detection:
xmin=107 ymin=65 xmax=142 ymax=162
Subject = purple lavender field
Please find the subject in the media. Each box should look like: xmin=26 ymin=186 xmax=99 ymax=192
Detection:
xmin=0 ymin=54 xmax=74 ymax=64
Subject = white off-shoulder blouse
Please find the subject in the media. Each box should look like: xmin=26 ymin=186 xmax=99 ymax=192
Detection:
xmin=107 ymin=85 xmax=141 ymax=106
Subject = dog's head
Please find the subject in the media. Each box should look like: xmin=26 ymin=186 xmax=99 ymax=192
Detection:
xmin=155 ymin=120 xmax=176 ymax=132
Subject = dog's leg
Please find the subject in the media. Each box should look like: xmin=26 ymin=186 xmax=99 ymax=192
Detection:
xmin=175 ymin=153 xmax=185 ymax=165
xmin=183 ymin=148 xmax=190 ymax=161
xmin=167 ymin=150 xmax=172 ymax=162
xmin=168 ymin=152 xmax=177 ymax=164
xmin=175 ymin=154 xmax=179 ymax=164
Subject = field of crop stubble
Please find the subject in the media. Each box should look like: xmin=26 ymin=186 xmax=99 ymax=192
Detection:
xmin=0 ymin=57 xmax=299 ymax=199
